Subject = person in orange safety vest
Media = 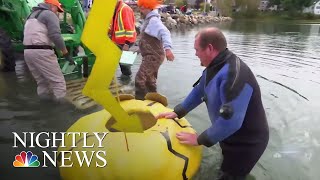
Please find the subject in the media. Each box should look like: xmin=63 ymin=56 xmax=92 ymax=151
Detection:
xmin=109 ymin=0 xmax=137 ymax=77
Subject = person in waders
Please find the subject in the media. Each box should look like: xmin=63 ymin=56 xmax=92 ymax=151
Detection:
xmin=135 ymin=0 xmax=175 ymax=100
xmin=23 ymin=0 xmax=74 ymax=102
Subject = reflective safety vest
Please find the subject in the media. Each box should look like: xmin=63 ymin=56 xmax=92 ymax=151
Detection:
xmin=110 ymin=2 xmax=136 ymax=45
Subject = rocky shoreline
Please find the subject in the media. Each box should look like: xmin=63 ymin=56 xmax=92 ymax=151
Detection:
xmin=135 ymin=11 xmax=233 ymax=30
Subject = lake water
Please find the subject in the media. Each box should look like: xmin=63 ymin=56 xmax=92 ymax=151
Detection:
xmin=0 ymin=20 xmax=320 ymax=180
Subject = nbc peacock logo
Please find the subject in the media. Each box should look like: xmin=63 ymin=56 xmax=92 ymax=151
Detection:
xmin=13 ymin=151 xmax=40 ymax=167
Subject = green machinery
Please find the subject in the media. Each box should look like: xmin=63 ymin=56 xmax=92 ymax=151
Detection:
xmin=0 ymin=0 xmax=95 ymax=79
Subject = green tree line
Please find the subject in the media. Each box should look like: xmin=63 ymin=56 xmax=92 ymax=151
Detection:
xmin=165 ymin=0 xmax=318 ymax=19
xmin=269 ymin=0 xmax=314 ymax=11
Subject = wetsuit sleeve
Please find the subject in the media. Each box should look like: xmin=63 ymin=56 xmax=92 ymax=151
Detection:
xmin=174 ymin=77 xmax=205 ymax=118
xmin=197 ymin=80 xmax=253 ymax=147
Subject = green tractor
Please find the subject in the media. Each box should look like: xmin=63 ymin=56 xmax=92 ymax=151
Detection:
xmin=0 ymin=0 xmax=95 ymax=79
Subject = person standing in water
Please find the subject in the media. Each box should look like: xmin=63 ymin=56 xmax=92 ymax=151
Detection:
xmin=135 ymin=0 xmax=175 ymax=100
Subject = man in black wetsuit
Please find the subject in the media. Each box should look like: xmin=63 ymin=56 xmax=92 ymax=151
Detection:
xmin=156 ymin=27 xmax=269 ymax=180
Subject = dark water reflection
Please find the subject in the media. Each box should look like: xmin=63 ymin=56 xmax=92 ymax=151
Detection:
xmin=1 ymin=21 xmax=320 ymax=180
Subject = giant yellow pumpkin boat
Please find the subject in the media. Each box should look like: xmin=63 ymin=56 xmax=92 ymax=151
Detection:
xmin=58 ymin=94 xmax=202 ymax=180
xmin=57 ymin=0 xmax=202 ymax=179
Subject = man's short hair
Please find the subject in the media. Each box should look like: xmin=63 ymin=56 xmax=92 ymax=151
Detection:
xmin=196 ymin=28 xmax=227 ymax=51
